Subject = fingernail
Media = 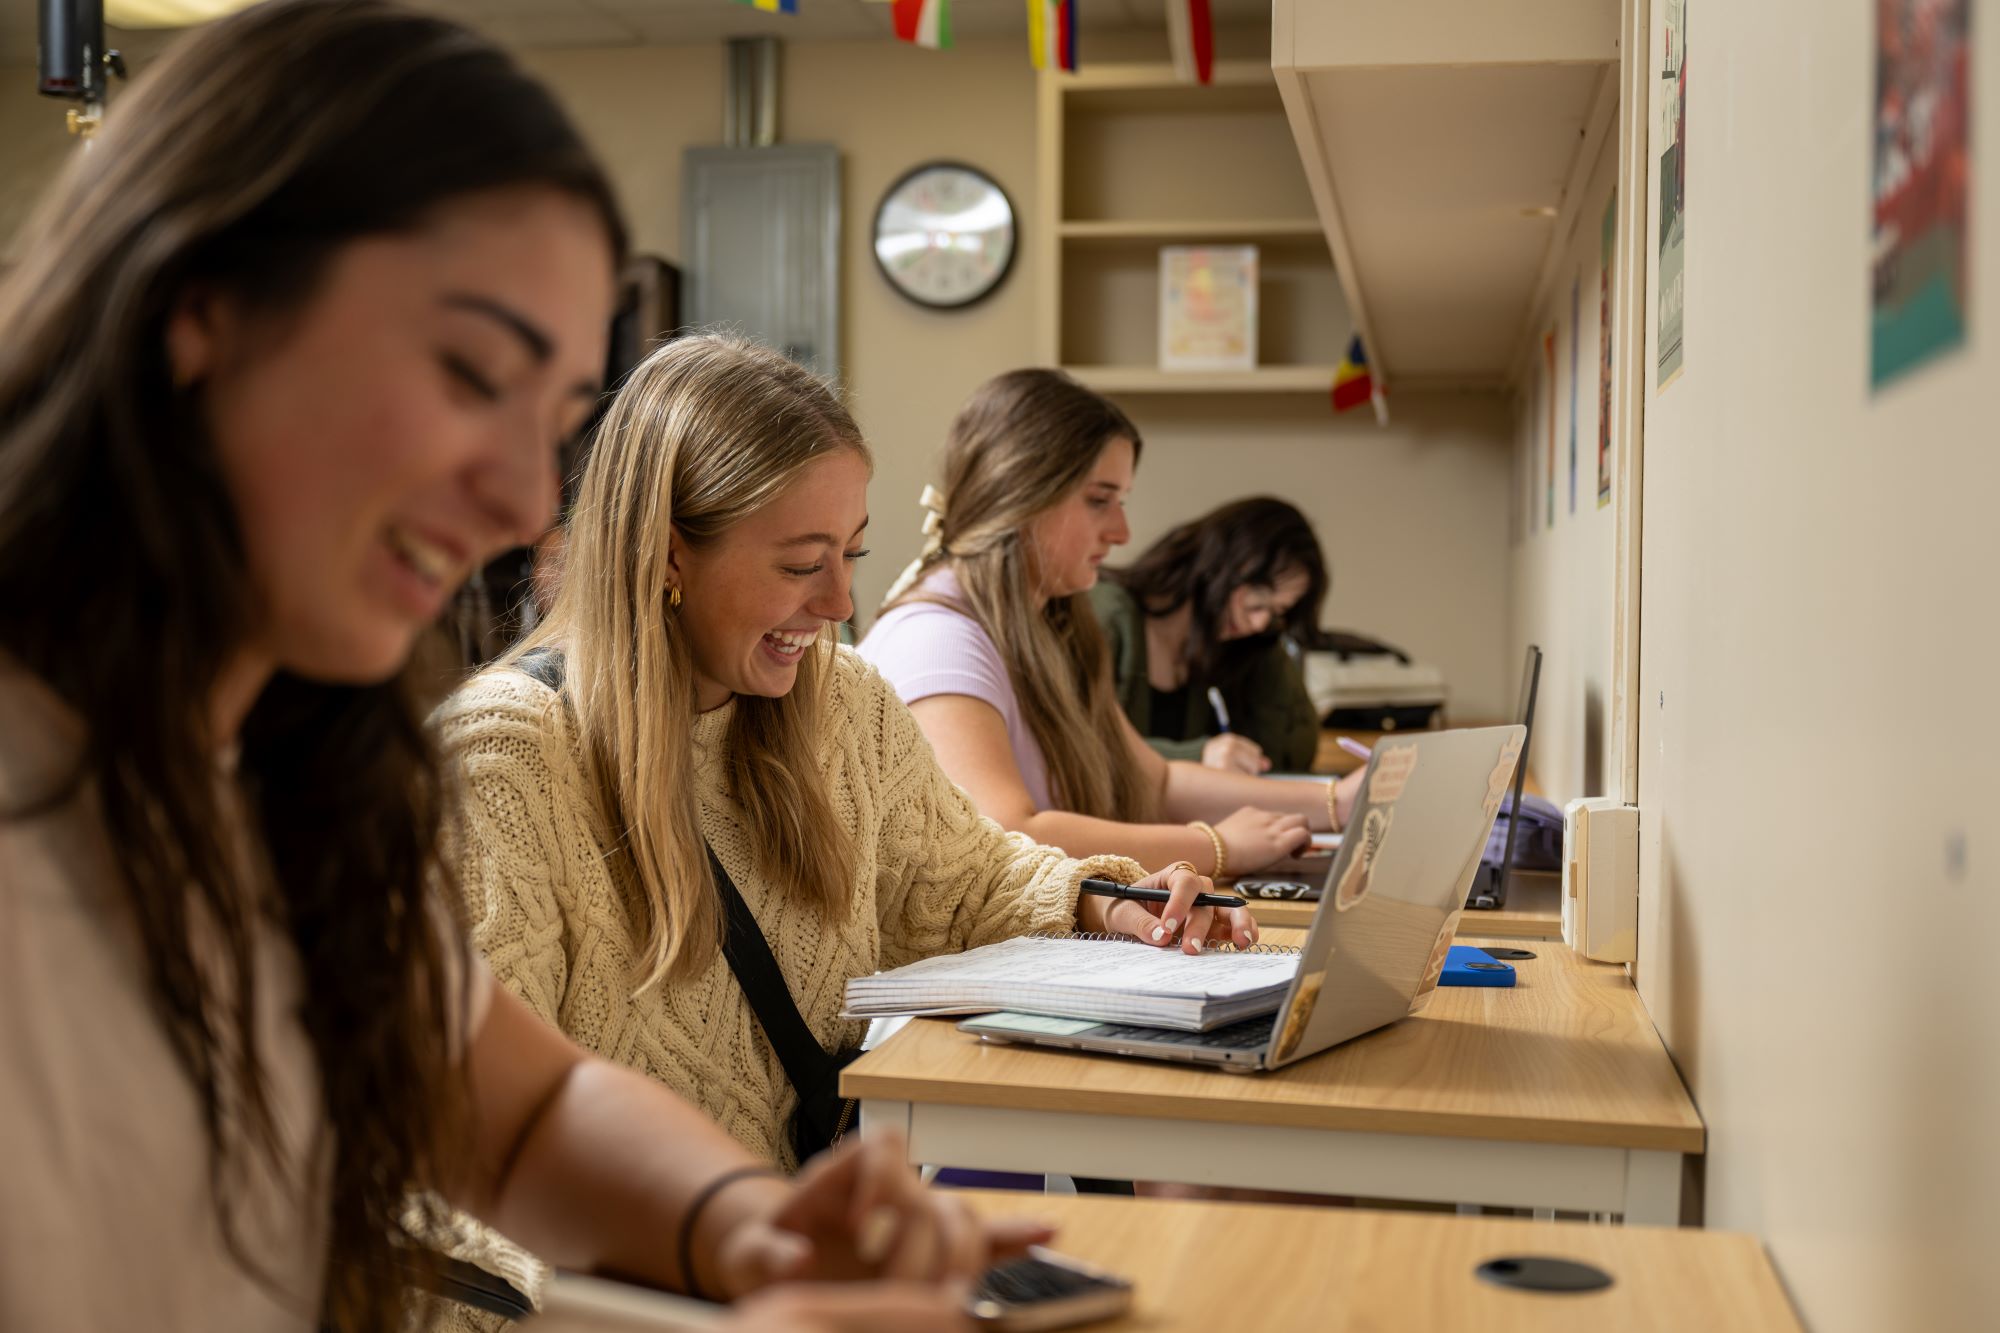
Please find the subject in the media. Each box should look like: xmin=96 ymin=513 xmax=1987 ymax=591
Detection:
xmin=1163 ymin=917 xmax=1179 ymax=933
xmin=857 ymin=1206 xmax=897 ymax=1265
xmin=1151 ymin=925 xmax=1167 ymax=942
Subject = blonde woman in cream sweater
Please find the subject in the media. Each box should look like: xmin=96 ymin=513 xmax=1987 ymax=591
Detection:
xmin=438 ymin=335 xmax=1251 ymax=1178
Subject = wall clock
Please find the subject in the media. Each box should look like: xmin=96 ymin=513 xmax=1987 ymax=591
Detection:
xmin=872 ymin=161 xmax=1017 ymax=310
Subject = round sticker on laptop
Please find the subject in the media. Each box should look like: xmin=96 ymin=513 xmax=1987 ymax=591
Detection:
xmin=1333 ymin=807 xmax=1393 ymax=910
xmin=1368 ymin=743 xmax=1420 ymax=805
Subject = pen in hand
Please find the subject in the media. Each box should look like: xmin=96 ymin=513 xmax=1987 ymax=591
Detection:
xmin=1081 ymin=879 xmax=1246 ymax=911
xmin=1337 ymin=736 xmax=1374 ymax=762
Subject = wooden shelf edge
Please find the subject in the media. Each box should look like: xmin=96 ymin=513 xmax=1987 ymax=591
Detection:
xmin=1063 ymin=365 xmax=1339 ymax=394
xmin=1046 ymin=60 xmax=1276 ymax=93
xmin=1058 ymin=219 xmax=1327 ymax=243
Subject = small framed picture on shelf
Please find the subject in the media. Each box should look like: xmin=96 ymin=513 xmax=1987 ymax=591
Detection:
xmin=1159 ymin=245 xmax=1258 ymax=371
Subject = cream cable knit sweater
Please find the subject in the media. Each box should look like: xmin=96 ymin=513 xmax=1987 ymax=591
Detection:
xmin=429 ymin=646 xmax=1142 ymax=1323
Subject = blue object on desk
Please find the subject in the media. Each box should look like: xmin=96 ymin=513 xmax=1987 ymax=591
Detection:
xmin=1440 ymin=946 xmax=1516 ymax=988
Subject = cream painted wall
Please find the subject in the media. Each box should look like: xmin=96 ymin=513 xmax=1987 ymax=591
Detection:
xmin=1624 ymin=3 xmax=1997 ymax=1330
xmin=0 ymin=30 xmax=1514 ymax=716
xmin=1508 ymin=121 xmax=1621 ymax=802
xmin=0 ymin=76 xmax=87 ymax=261
xmin=517 ymin=36 xmax=1516 ymax=717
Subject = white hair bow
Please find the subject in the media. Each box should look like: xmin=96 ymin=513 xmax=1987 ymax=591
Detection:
xmin=881 ymin=484 xmax=950 ymax=610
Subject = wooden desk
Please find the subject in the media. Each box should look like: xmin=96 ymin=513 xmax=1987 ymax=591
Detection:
xmin=955 ymin=1192 xmax=1799 ymax=1332
xmin=845 ymin=938 xmax=1702 ymax=1224
xmin=1247 ymin=871 xmax=1564 ymax=939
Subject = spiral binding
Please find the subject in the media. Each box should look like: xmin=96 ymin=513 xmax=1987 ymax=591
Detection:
xmin=1029 ymin=929 xmax=1300 ymax=956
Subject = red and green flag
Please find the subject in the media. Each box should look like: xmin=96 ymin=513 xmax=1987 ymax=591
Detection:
xmin=893 ymin=0 xmax=951 ymax=48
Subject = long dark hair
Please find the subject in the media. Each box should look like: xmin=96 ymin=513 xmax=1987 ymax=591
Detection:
xmin=1106 ymin=496 xmax=1329 ymax=684
xmin=0 ymin=3 xmax=625 ymax=1329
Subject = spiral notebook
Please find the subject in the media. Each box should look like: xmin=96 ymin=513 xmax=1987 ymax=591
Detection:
xmin=842 ymin=932 xmax=1300 ymax=1033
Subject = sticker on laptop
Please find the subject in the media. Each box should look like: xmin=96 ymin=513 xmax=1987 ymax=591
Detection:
xmin=1273 ymin=968 xmax=1326 ymax=1062
xmin=1407 ymin=910 xmax=1465 ymax=1015
xmin=1484 ymin=733 xmax=1526 ymax=806
xmin=1368 ymin=743 xmax=1420 ymax=804
xmin=1333 ymin=807 xmax=1393 ymax=911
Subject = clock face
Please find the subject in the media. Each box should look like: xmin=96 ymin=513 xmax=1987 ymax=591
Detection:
xmin=872 ymin=162 xmax=1016 ymax=309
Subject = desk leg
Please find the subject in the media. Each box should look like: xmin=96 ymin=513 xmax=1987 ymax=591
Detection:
xmin=1623 ymin=1150 xmax=1682 ymax=1226
xmin=858 ymin=1098 xmax=912 ymax=1141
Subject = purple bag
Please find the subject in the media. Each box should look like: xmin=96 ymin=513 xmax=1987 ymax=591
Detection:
xmin=1484 ymin=792 xmax=1564 ymax=872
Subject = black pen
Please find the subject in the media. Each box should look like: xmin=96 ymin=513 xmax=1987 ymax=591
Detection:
xmin=1080 ymin=878 xmax=1246 ymax=911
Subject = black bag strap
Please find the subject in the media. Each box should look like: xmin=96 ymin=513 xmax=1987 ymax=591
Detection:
xmin=514 ymin=647 xmax=844 ymax=1141
xmin=517 ymin=646 xmax=566 ymax=691
xmin=704 ymin=844 xmax=843 ymax=1106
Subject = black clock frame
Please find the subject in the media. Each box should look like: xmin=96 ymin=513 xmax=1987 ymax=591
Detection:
xmin=870 ymin=159 xmax=1018 ymax=311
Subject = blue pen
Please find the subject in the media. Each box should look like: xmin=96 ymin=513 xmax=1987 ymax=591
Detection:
xmin=1206 ymin=686 xmax=1232 ymax=733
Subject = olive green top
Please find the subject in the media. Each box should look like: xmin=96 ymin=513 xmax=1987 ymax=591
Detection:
xmin=1087 ymin=580 xmax=1320 ymax=771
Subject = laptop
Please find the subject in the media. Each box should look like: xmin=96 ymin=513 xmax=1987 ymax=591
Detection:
xmin=1240 ymin=645 xmax=1542 ymax=908
xmin=1468 ymin=644 xmax=1541 ymax=910
xmin=959 ymin=724 xmax=1525 ymax=1071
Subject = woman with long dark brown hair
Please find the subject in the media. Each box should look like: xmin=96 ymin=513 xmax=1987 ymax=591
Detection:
xmin=0 ymin=5 xmax=1034 ymax=1330
xmin=1092 ymin=497 xmax=1329 ymax=774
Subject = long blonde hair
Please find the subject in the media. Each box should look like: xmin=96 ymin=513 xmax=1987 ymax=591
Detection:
xmin=881 ymin=369 xmax=1155 ymax=822
xmin=510 ymin=334 xmax=865 ymax=990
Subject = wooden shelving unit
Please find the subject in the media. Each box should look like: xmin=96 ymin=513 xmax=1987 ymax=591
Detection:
xmin=1056 ymin=219 xmax=1326 ymax=244
xmin=1066 ymin=365 xmax=1341 ymax=394
xmin=1035 ymin=61 xmax=1349 ymax=395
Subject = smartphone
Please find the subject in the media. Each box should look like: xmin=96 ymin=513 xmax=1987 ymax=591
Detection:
xmin=1439 ymin=945 xmax=1516 ymax=988
xmin=968 ymin=1248 xmax=1135 ymax=1331
xmin=1234 ymin=879 xmax=1319 ymax=900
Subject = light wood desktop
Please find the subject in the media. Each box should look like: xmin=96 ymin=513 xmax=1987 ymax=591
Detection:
xmin=1246 ymin=870 xmax=1563 ymax=938
xmin=955 ymin=1192 xmax=1800 ymax=1332
xmin=845 ymin=936 xmax=1702 ymax=1224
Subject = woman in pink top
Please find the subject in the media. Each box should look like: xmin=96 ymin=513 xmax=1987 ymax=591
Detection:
xmin=863 ymin=370 xmax=1364 ymax=884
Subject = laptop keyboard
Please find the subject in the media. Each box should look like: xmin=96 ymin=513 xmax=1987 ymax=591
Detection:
xmin=1089 ymin=1014 xmax=1277 ymax=1050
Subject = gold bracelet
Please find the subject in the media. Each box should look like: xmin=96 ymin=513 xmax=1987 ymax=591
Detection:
xmin=1326 ymin=778 xmax=1343 ymax=834
xmin=1187 ymin=822 xmax=1226 ymax=880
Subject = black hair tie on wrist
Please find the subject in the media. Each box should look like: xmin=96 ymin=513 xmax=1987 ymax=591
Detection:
xmin=676 ymin=1164 xmax=785 ymax=1301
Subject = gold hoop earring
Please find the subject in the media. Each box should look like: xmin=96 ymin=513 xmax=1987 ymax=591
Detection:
xmin=669 ymin=585 xmax=683 ymax=610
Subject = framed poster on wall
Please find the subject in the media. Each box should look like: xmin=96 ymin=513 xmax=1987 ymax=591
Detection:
xmin=1870 ymin=0 xmax=1971 ymax=389
xmin=1656 ymin=0 xmax=1687 ymax=389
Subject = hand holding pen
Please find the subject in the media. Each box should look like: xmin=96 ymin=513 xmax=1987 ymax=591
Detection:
xmin=1201 ymin=686 xmax=1270 ymax=774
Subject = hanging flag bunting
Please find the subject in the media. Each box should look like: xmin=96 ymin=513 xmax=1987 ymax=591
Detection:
xmin=1165 ymin=0 xmax=1212 ymax=85
xmin=1026 ymin=0 xmax=1077 ymax=72
xmin=733 ymin=0 xmax=799 ymax=12
xmin=893 ymin=0 xmax=952 ymax=48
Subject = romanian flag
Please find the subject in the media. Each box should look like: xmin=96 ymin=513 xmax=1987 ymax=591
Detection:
xmin=1026 ymin=0 xmax=1077 ymax=72
xmin=893 ymin=0 xmax=951 ymax=48
xmin=1166 ymin=0 xmax=1212 ymax=85
xmin=1331 ymin=334 xmax=1374 ymax=411
xmin=734 ymin=0 xmax=798 ymax=11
